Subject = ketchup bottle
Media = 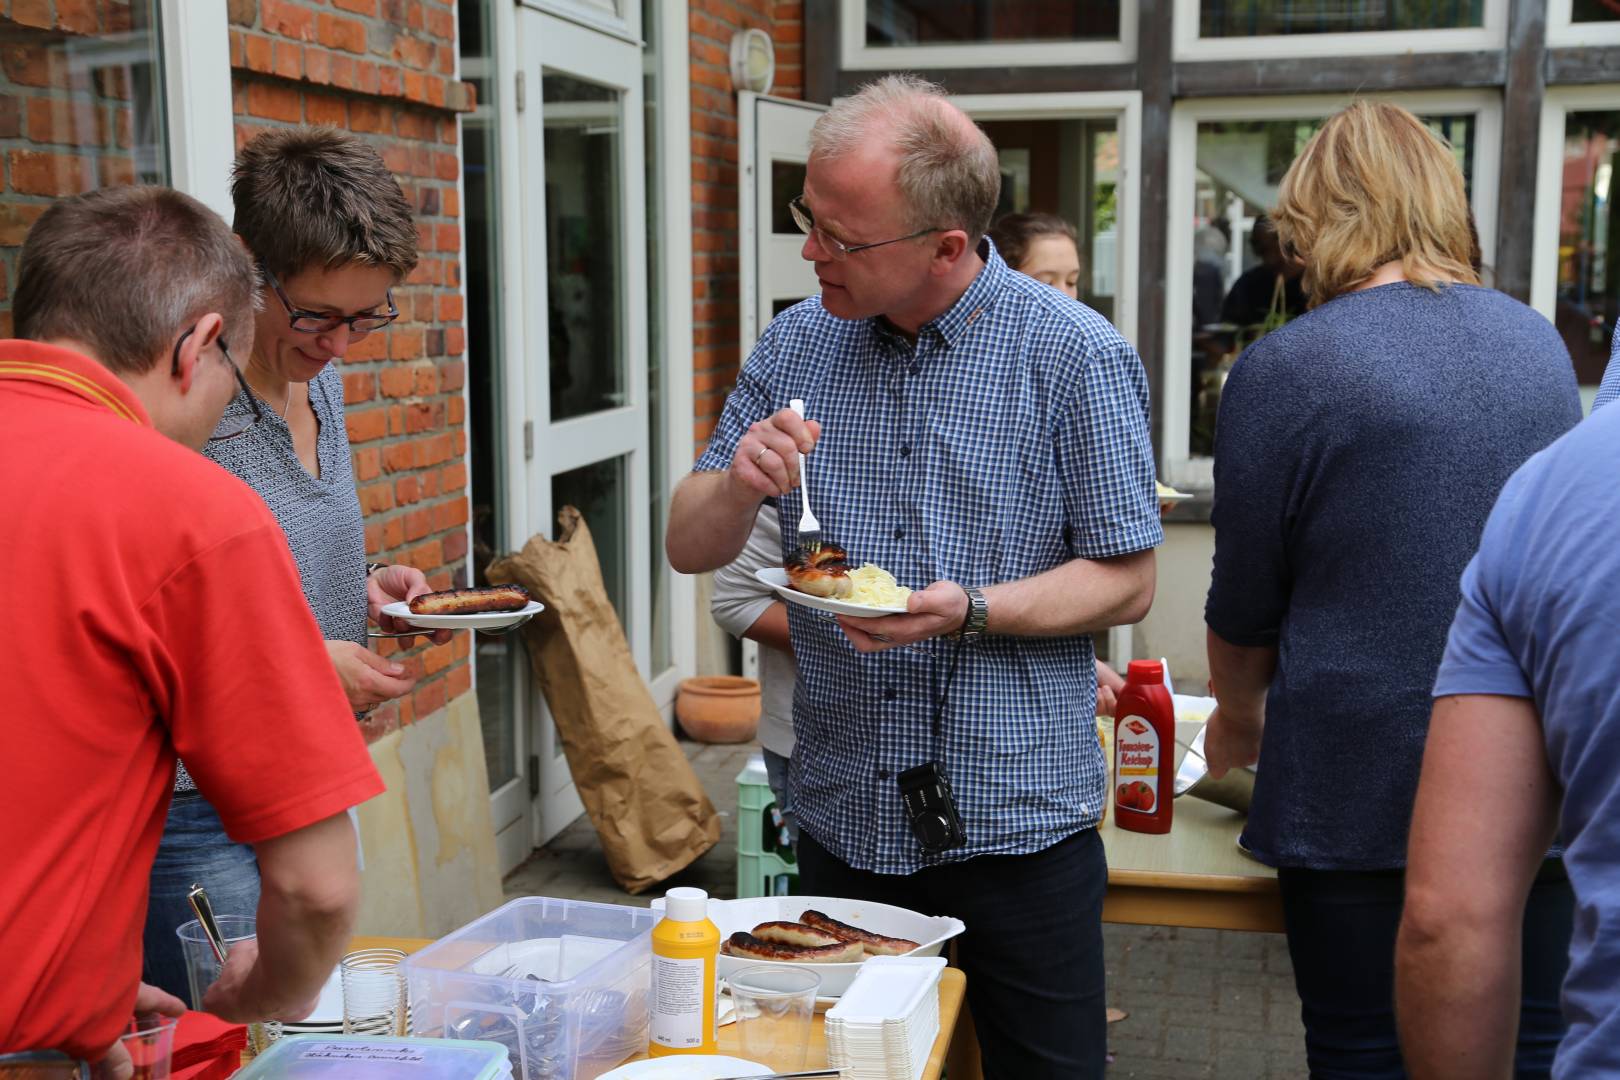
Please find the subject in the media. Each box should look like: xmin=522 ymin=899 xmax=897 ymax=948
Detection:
xmin=1113 ymin=660 xmax=1175 ymax=835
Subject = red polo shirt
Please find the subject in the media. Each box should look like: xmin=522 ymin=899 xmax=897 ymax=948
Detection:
xmin=0 ymin=341 xmax=385 ymax=1060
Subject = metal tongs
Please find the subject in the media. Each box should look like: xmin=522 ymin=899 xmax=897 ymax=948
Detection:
xmin=187 ymin=883 xmax=229 ymax=964
xmin=723 ymin=1071 xmax=843 ymax=1079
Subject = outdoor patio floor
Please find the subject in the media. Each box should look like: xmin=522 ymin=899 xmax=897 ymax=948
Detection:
xmin=501 ymin=739 xmax=1309 ymax=1077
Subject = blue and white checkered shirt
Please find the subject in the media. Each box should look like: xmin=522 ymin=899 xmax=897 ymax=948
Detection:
xmin=695 ymin=242 xmax=1162 ymax=873
xmin=1593 ymin=317 xmax=1620 ymax=411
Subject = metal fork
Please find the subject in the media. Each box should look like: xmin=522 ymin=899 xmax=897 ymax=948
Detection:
xmin=788 ymin=397 xmax=820 ymax=552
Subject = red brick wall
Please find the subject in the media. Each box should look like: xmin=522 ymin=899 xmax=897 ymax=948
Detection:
xmin=689 ymin=0 xmax=803 ymax=454
xmin=228 ymin=0 xmax=474 ymax=734
xmin=0 ymin=0 xmax=155 ymax=338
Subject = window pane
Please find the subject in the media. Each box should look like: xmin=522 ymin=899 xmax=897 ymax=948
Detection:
xmin=772 ymin=160 xmax=807 ymax=235
xmin=461 ymin=0 xmax=520 ymax=792
xmin=1187 ymin=113 xmax=1475 ymax=458
xmin=1199 ymin=0 xmax=1483 ymax=36
xmin=1572 ymin=0 xmax=1620 ymax=22
xmin=1 ymin=1 xmax=166 ymax=336
xmin=553 ymin=457 xmax=628 ymax=629
xmin=983 ymin=117 xmax=1120 ymax=323
xmin=545 ymin=73 xmax=627 ymax=421
xmin=1555 ymin=111 xmax=1618 ymax=394
xmin=866 ymin=0 xmax=1120 ymax=45
xmin=643 ymin=0 xmax=671 ymax=676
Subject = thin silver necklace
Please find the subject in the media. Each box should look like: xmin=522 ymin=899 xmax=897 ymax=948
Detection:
xmin=280 ymin=383 xmax=293 ymax=420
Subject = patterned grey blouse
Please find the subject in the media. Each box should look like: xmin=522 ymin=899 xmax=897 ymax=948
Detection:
xmin=174 ymin=363 xmax=367 ymax=792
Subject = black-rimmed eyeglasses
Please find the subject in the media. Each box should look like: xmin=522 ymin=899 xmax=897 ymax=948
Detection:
xmin=172 ymin=325 xmax=263 ymax=442
xmin=788 ymin=195 xmax=943 ymax=261
xmin=262 ymin=264 xmax=399 ymax=336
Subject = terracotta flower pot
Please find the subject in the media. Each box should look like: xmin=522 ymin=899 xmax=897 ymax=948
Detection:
xmin=676 ymin=676 xmax=761 ymax=744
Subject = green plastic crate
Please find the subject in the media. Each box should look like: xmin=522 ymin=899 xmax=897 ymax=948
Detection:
xmin=736 ymin=755 xmax=798 ymax=898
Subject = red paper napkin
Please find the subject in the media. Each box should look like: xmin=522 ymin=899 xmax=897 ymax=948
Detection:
xmin=169 ymin=1011 xmax=246 ymax=1080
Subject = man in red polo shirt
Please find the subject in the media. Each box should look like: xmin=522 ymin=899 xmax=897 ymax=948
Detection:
xmin=0 ymin=187 xmax=385 ymax=1073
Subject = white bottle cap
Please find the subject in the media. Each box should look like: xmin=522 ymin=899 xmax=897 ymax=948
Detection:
xmin=664 ymin=887 xmax=709 ymax=923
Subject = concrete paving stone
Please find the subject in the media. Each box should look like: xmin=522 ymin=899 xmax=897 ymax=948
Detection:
xmin=1163 ymin=1024 xmax=1215 ymax=1062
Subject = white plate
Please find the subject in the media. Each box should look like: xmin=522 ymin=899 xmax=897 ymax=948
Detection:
xmin=752 ymin=567 xmax=908 ymax=619
xmin=379 ymin=599 xmax=544 ymax=630
xmin=599 ymin=1056 xmax=770 ymax=1079
xmin=653 ymin=894 xmax=966 ymax=1001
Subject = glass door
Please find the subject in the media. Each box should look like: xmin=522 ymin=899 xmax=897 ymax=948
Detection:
xmin=517 ymin=8 xmax=651 ymax=844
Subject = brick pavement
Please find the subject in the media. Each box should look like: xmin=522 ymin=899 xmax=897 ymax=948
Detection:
xmin=502 ymin=738 xmax=1309 ymax=1077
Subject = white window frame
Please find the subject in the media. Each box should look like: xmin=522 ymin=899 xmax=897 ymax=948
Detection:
xmin=1172 ymin=0 xmax=1507 ymax=61
xmin=1530 ymin=83 xmax=1620 ymax=411
xmin=842 ymin=0 xmax=1138 ymax=70
xmin=951 ymin=92 xmax=1143 ymax=350
xmin=1162 ymin=90 xmax=1503 ymax=490
xmin=1547 ymin=0 xmax=1620 ymax=47
xmin=159 ymin=0 xmax=234 ymax=218
xmin=519 ymin=0 xmax=640 ymax=48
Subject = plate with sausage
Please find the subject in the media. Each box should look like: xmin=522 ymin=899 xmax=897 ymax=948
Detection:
xmin=652 ymin=894 xmax=965 ymax=1001
xmin=754 ymin=565 xmax=910 ymax=620
xmin=380 ymin=585 xmax=543 ymax=630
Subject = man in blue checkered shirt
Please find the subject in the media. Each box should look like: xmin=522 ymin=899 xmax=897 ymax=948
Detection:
xmin=666 ymin=75 xmax=1161 ymax=1078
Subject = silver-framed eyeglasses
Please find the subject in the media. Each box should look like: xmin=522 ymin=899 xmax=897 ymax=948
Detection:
xmin=788 ymin=195 xmax=944 ymax=262
xmin=171 ymin=324 xmax=262 ymax=442
xmin=262 ymin=264 xmax=398 ymax=337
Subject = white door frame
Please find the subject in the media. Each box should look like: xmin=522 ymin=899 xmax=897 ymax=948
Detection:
xmin=515 ymin=7 xmax=651 ymax=844
xmin=1162 ymin=90 xmax=1503 ymax=491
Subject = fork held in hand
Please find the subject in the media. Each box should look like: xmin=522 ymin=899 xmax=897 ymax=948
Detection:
xmin=788 ymin=398 xmax=821 ymax=552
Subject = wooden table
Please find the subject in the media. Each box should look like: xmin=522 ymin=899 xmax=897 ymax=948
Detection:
xmin=1098 ymin=720 xmax=1284 ymax=933
xmin=349 ymin=936 xmax=966 ymax=1080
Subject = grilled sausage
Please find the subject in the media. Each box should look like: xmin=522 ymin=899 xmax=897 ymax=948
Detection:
xmin=721 ymin=931 xmax=864 ymax=963
xmin=407 ymin=585 xmax=531 ymax=615
xmin=799 ymin=910 xmax=920 ymax=956
xmin=784 ymin=543 xmax=853 ymax=599
xmin=750 ymin=921 xmax=845 ymax=949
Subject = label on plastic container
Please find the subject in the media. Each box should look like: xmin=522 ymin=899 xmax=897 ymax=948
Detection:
xmin=1115 ymin=715 xmax=1161 ymax=814
xmin=650 ymin=954 xmax=706 ymax=1049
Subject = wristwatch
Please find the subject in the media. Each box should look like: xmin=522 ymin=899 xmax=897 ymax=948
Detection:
xmin=953 ymin=587 xmax=989 ymax=641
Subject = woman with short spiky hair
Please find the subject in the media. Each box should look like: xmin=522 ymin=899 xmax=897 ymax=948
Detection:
xmin=1202 ymin=100 xmax=1581 ymax=1076
xmin=142 ymin=126 xmax=447 ymax=1002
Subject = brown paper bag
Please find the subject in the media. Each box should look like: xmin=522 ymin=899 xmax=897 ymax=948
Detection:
xmin=487 ymin=506 xmax=720 ymax=894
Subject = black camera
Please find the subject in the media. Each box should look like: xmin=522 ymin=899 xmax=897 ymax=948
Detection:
xmin=898 ymin=762 xmax=967 ymax=853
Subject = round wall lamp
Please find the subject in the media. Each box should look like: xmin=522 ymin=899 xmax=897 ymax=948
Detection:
xmin=729 ymin=28 xmax=776 ymax=95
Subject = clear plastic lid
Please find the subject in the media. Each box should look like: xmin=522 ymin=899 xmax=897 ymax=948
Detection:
xmin=234 ymin=1035 xmax=513 ymax=1079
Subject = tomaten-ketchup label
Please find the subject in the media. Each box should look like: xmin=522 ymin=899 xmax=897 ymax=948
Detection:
xmin=1115 ymin=716 xmax=1161 ymax=815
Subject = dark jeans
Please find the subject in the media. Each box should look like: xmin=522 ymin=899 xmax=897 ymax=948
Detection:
xmin=798 ymin=827 xmax=1108 ymax=1080
xmin=143 ymin=791 xmax=262 ymax=1006
xmin=1278 ymin=861 xmax=1573 ymax=1080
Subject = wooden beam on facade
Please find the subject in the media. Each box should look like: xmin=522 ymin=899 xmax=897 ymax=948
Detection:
xmin=803 ymin=0 xmax=839 ymax=104
xmin=1173 ymin=51 xmax=1505 ymax=97
xmin=1138 ymin=0 xmax=1173 ymax=457
xmin=833 ymin=64 xmax=1139 ymax=99
xmin=1546 ymin=46 xmax=1620 ymax=84
xmin=1495 ymin=0 xmax=1549 ymax=301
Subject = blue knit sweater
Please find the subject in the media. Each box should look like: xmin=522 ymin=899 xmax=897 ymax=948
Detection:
xmin=1206 ymin=282 xmax=1580 ymax=869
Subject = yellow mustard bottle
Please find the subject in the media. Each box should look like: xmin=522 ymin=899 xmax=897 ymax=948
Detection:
xmin=649 ymin=886 xmax=721 ymax=1056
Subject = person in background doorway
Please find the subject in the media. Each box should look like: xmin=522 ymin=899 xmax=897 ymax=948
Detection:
xmin=1219 ymin=214 xmax=1307 ymax=331
xmin=142 ymin=126 xmax=449 ymax=1004
xmin=1202 ymin=100 xmax=1580 ymax=1077
xmin=711 ymin=507 xmax=800 ymax=848
xmin=987 ymin=211 xmax=1081 ymax=299
xmin=0 ymin=186 xmax=383 ymax=1075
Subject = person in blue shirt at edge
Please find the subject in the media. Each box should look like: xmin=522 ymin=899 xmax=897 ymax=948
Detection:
xmin=1202 ymin=100 xmax=1580 ymax=1078
xmin=665 ymin=74 xmax=1162 ymax=1080
xmin=1592 ymin=315 xmax=1619 ymax=410
xmin=1396 ymin=391 xmax=1620 ymax=1078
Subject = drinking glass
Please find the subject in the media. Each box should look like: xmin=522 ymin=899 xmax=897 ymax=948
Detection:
xmin=726 ymin=964 xmax=820 ymax=1070
xmin=341 ymin=947 xmax=408 ymax=1035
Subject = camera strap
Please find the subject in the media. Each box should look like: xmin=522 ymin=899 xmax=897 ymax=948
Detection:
xmin=930 ymin=634 xmax=965 ymax=759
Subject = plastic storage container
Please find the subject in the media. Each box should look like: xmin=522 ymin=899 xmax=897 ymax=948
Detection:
xmin=233 ymin=1035 xmax=512 ymax=1078
xmin=405 ymin=897 xmax=658 ymax=1080
xmin=736 ymin=756 xmax=798 ymax=899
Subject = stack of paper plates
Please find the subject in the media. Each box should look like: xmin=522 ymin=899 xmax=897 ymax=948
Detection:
xmin=824 ymin=956 xmax=945 ymax=1080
